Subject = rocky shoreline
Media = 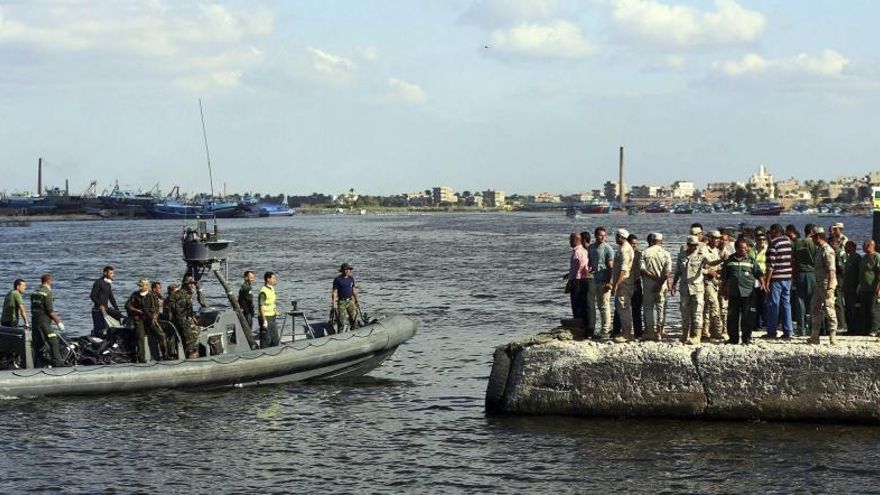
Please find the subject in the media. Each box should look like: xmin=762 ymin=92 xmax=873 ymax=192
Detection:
xmin=486 ymin=326 xmax=880 ymax=423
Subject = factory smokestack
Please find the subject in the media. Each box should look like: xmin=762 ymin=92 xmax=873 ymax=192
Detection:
xmin=37 ymin=157 xmax=43 ymax=197
xmin=618 ymin=147 xmax=625 ymax=204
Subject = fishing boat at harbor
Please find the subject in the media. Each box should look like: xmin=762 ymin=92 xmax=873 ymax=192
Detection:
xmin=257 ymin=203 xmax=295 ymax=217
xmin=673 ymin=204 xmax=694 ymax=214
xmin=0 ymin=220 xmax=417 ymax=397
xmin=748 ymin=202 xmax=784 ymax=216
xmin=644 ymin=202 xmax=669 ymax=213
xmin=575 ymin=199 xmax=613 ymax=214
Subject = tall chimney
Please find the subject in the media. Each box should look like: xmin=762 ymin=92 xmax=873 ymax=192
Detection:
xmin=65 ymin=179 xmax=69 ymax=196
xmin=37 ymin=157 xmax=43 ymax=197
xmin=618 ymin=146 xmax=625 ymax=204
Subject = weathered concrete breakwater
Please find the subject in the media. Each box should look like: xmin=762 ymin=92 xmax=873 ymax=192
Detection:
xmin=486 ymin=327 xmax=880 ymax=423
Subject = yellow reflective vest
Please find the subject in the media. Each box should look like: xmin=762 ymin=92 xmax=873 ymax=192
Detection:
xmin=259 ymin=285 xmax=278 ymax=317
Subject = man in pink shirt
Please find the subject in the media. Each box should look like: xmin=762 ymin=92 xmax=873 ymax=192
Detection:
xmin=566 ymin=232 xmax=590 ymax=323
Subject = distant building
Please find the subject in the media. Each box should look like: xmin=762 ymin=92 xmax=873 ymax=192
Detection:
xmin=775 ymin=178 xmax=801 ymax=199
xmin=670 ymin=181 xmax=695 ymax=199
xmin=867 ymin=171 xmax=880 ymax=185
xmin=432 ymin=186 xmax=456 ymax=205
xmin=630 ymin=185 xmax=661 ymax=199
xmin=465 ymin=194 xmax=483 ymax=207
xmin=748 ymin=165 xmax=775 ymax=199
xmin=703 ymin=182 xmax=736 ymax=202
xmin=533 ymin=192 xmax=561 ymax=203
xmin=483 ymin=189 xmax=506 ymax=207
xmin=566 ymin=191 xmax=593 ymax=202
xmin=603 ymin=181 xmax=626 ymax=202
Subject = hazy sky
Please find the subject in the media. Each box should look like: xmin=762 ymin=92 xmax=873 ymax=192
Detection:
xmin=1 ymin=0 xmax=878 ymax=196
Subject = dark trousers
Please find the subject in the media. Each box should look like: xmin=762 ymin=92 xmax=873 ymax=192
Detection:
xmin=584 ymin=279 xmax=596 ymax=337
xmin=836 ymin=286 xmax=846 ymax=331
xmin=857 ymin=292 xmax=880 ymax=335
xmin=844 ymin=292 xmax=859 ymax=333
xmin=794 ymin=272 xmax=815 ymax=332
xmin=32 ymin=317 xmax=62 ymax=367
xmin=754 ymin=288 xmax=767 ymax=329
xmin=132 ymin=319 xmax=146 ymax=363
xmin=727 ymin=293 xmax=757 ymax=344
xmin=260 ymin=316 xmax=280 ymax=348
xmin=569 ymin=280 xmax=589 ymax=321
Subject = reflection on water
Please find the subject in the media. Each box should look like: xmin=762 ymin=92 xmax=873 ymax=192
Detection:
xmin=0 ymin=213 xmax=875 ymax=492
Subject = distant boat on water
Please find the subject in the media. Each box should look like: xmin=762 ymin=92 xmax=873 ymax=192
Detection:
xmin=257 ymin=203 xmax=295 ymax=217
xmin=748 ymin=202 xmax=784 ymax=216
xmin=147 ymin=200 xmax=244 ymax=219
xmin=565 ymin=206 xmax=580 ymax=218
xmin=574 ymin=199 xmax=612 ymax=214
xmin=644 ymin=202 xmax=669 ymax=213
xmin=673 ymin=204 xmax=694 ymax=214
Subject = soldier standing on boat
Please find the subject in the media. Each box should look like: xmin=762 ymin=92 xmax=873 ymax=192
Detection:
xmin=238 ymin=271 xmax=256 ymax=332
xmin=163 ymin=284 xmax=178 ymax=322
xmin=170 ymin=276 xmax=200 ymax=358
xmin=332 ymin=263 xmax=360 ymax=332
xmin=1 ymin=279 xmax=29 ymax=329
xmin=30 ymin=273 xmax=65 ymax=367
xmin=258 ymin=272 xmax=280 ymax=347
xmin=146 ymin=281 xmax=172 ymax=360
xmin=125 ymin=279 xmax=150 ymax=363
xmin=90 ymin=266 xmax=121 ymax=331
xmin=640 ymin=233 xmax=671 ymax=341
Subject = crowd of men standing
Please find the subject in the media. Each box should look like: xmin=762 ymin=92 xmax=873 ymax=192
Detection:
xmin=566 ymin=220 xmax=879 ymax=346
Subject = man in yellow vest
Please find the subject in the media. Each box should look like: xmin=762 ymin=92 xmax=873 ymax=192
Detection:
xmin=258 ymin=271 xmax=280 ymax=348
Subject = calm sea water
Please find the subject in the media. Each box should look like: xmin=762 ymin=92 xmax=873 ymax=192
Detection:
xmin=1 ymin=212 xmax=878 ymax=494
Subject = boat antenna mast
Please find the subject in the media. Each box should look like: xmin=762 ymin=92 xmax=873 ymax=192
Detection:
xmin=198 ymin=98 xmax=217 ymax=227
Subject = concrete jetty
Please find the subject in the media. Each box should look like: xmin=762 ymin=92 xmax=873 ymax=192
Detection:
xmin=486 ymin=327 xmax=880 ymax=423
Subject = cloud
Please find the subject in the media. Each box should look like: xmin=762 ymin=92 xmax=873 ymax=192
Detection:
xmin=385 ymin=77 xmax=427 ymax=104
xmin=357 ymin=46 xmax=380 ymax=62
xmin=308 ymin=48 xmax=358 ymax=81
xmin=462 ymin=0 xmax=559 ymax=28
xmin=714 ymin=49 xmax=850 ymax=78
xmin=0 ymin=2 xmax=274 ymax=93
xmin=609 ymin=0 xmax=766 ymax=48
xmin=489 ymin=20 xmax=596 ymax=59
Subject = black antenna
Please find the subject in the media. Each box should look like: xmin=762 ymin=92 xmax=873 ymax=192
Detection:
xmin=198 ymin=98 xmax=217 ymax=225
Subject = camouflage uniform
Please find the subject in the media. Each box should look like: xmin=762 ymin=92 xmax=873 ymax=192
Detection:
xmin=125 ymin=290 xmax=148 ymax=363
xmin=810 ymin=241 xmax=838 ymax=344
xmin=169 ymin=288 xmax=200 ymax=358
xmin=145 ymin=290 xmax=172 ymax=360
xmin=675 ymin=248 xmax=711 ymax=344
xmin=702 ymin=247 xmax=724 ymax=340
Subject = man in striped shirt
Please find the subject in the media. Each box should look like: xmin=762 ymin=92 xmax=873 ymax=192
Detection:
xmin=763 ymin=223 xmax=794 ymax=338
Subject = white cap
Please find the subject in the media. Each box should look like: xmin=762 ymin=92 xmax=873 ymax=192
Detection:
xmin=687 ymin=235 xmax=699 ymax=245
xmin=832 ymin=222 xmax=844 ymax=229
xmin=617 ymin=228 xmax=630 ymax=238
xmin=653 ymin=232 xmax=663 ymax=240
xmin=709 ymin=229 xmax=722 ymax=238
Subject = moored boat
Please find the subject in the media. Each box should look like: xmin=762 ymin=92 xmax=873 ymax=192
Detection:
xmin=257 ymin=203 xmax=295 ymax=217
xmin=577 ymin=199 xmax=613 ymax=214
xmin=748 ymin=202 xmax=784 ymax=216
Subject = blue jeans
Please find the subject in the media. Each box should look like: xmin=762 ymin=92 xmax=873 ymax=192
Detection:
xmin=767 ymin=279 xmax=793 ymax=337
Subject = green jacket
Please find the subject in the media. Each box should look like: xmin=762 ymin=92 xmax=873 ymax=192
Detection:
xmin=722 ymin=254 xmax=763 ymax=298
xmin=125 ymin=290 xmax=148 ymax=322
xmin=1 ymin=290 xmax=24 ymax=326
xmin=168 ymin=289 xmax=194 ymax=323
xmin=792 ymin=238 xmax=815 ymax=273
xmin=843 ymin=253 xmax=861 ymax=296
xmin=30 ymin=286 xmax=54 ymax=321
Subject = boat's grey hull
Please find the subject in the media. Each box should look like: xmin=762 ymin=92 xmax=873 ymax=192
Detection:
xmin=0 ymin=314 xmax=417 ymax=398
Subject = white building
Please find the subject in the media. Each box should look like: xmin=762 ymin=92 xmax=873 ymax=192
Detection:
xmin=670 ymin=180 xmax=695 ymax=199
xmin=483 ymin=189 xmax=506 ymax=207
xmin=432 ymin=186 xmax=456 ymax=205
xmin=748 ymin=165 xmax=775 ymax=199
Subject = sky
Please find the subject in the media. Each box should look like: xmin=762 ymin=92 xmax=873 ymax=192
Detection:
xmin=0 ymin=0 xmax=878 ymax=196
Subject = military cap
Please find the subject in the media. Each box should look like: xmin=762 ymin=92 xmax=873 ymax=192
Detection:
xmin=686 ymin=235 xmax=699 ymax=245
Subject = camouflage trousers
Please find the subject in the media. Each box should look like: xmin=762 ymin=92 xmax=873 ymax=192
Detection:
xmin=680 ymin=290 xmax=705 ymax=344
xmin=174 ymin=318 xmax=200 ymax=358
xmin=642 ymin=279 xmax=666 ymax=340
xmin=148 ymin=320 xmax=170 ymax=360
xmin=336 ymin=299 xmax=359 ymax=331
xmin=810 ymin=288 xmax=838 ymax=337
xmin=702 ymin=282 xmax=723 ymax=339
